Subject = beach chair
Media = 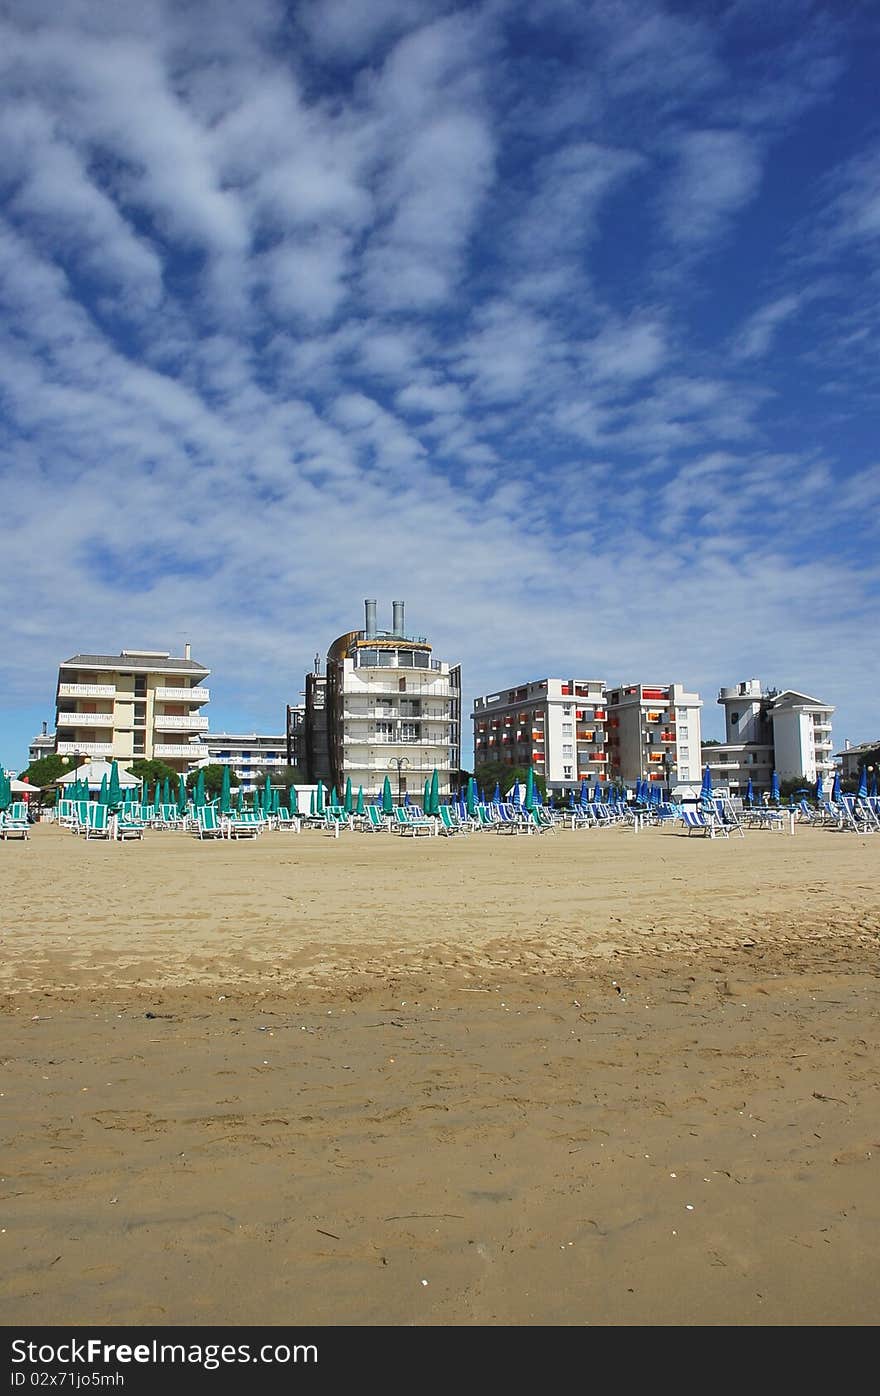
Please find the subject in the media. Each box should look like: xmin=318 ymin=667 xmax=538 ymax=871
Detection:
xmin=680 ymin=809 xmax=727 ymax=838
xmin=438 ymin=805 xmax=468 ymax=836
xmin=360 ymin=805 xmax=390 ymax=832
xmin=113 ymin=810 xmax=145 ymax=840
xmin=226 ymin=810 xmax=262 ymax=839
xmin=276 ymin=808 xmax=301 ymax=832
xmin=84 ymin=803 xmax=111 ymax=840
xmin=391 ymin=806 xmax=433 ymax=836
xmin=196 ymin=806 xmax=224 ymax=840
xmin=712 ymin=797 xmax=745 ymax=838
xmin=0 ymin=807 xmax=29 ymax=839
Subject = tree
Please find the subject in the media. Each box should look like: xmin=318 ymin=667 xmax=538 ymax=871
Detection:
xmin=17 ymin=753 xmax=71 ymax=788
xmin=702 ymin=739 xmax=722 ymax=747
xmin=474 ymin=761 xmax=547 ymax=799
xmin=248 ymin=764 xmax=304 ymax=788
xmin=129 ymin=758 xmax=180 ymax=787
xmin=185 ymin=764 xmax=230 ymax=797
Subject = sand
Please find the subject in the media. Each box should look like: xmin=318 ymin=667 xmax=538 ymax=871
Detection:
xmin=2 ymin=821 xmax=878 ymax=1325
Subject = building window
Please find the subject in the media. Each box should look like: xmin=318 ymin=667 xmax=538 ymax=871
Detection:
xmin=731 ymin=712 xmax=739 ymax=724
xmin=561 ymin=723 xmax=573 ymax=738
xmin=562 ymin=744 xmax=573 ymax=758
xmin=563 ymin=766 xmax=572 ymax=778
xmin=399 ymin=678 xmax=406 ymax=692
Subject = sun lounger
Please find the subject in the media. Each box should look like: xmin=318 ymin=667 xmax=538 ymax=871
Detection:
xmin=84 ymin=803 xmax=111 ymax=840
xmin=113 ymin=811 xmax=145 ymax=840
xmin=0 ymin=808 xmax=30 ymax=839
xmin=225 ymin=810 xmax=262 ymax=839
xmin=391 ymin=806 xmax=434 ymax=836
xmin=438 ymin=805 xmax=469 ymax=835
xmin=680 ymin=809 xmax=728 ymax=838
xmin=276 ymin=808 xmax=301 ymax=832
xmin=195 ymin=806 xmax=224 ymax=840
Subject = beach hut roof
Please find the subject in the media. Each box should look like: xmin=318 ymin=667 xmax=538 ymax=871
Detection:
xmin=55 ymin=759 xmax=140 ymax=788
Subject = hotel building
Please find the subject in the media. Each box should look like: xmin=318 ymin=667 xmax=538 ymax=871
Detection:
xmin=190 ymin=731 xmax=293 ymax=794
xmin=604 ymin=683 xmax=703 ymax=786
xmin=701 ymin=679 xmax=835 ymax=793
xmin=305 ymin=601 xmax=461 ymax=798
xmin=835 ymin=738 xmax=880 ymax=783
xmin=54 ymin=646 xmax=210 ymax=773
xmin=472 ymin=678 xmax=608 ymax=787
xmin=28 ymin=722 xmax=56 ymax=766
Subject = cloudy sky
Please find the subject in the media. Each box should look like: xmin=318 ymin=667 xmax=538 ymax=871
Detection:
xmin=2 ymin=0 xmax=878 ymax=770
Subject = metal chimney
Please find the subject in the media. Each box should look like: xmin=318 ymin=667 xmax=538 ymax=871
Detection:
xmin=392 ymin=600 xmax=405 ymax=636
xmin=365 ymin=599 xmax=377 ymax=638
xmin=184 ymin=641 xmax=191 ymax=661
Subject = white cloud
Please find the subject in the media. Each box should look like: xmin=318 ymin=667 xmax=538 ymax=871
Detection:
xmin=662 ymin=129 xmax=763 ymax=247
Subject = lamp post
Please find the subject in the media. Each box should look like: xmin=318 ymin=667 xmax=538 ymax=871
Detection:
xmin=389 ymin=755 xmax=409 ymax=805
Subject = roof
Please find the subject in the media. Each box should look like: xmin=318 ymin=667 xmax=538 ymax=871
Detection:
xmin=769 ymin=689 xmax=833 ymax=710
xmin=60 ymin=653 xmax=209 ymax=674
xmin=56 ymin=759 xmax=141 ymax=787
xmin=834 ymin=738 xmax=880 ymax=758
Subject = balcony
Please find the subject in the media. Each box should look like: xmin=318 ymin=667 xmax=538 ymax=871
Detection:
xmin=343 ymin=707 xmax=450 ymax=720
xmin=152 ymin=714 xmax=210 ymax=731
xmin=154 ymin=743 xmax=203 ymax=757
xmin=56 ymin=711 xmax=114 ymax=727
xmin=58 ymin=683 xmax=116 ymax=698
xmin=155 ymin=686 xmax=210 ymax=703
xmin=57 ymin=741 xmax=114 ymax=757
xmin=344 ymin=733 xmax=451 ymax=747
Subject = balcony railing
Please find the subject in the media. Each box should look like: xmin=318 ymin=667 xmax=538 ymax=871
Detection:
xmin=153 ymin=715 xmax=210 ymax=730
xmin=154 ymin=743 xmax=203 ymax=757
xmin=343 ymin=734 xmax=451 ymax=747
xmin=155 ymin=686 xmax=210 ymax=703
xmin=58 ymin=683 xmax=116 ymax=698
xmin=343 ymin=707 xmax=451 ymax=720
xmin=56 ymin=711 xmax=114 ymax=727
xmin=57 ymin=741 xmax=114 ymax=756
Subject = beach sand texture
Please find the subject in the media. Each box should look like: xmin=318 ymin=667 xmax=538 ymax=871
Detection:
xmin=2 ymin=823 xmax=878 ymax=1324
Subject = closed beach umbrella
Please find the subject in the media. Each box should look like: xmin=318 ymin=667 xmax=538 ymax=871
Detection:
xmin=356 ymin=785 xmax=365 ymax=816
xmin=831 ymin=771 xmax=841 ymax=802
xmin=219 ymin=766 xmax=231 ymax=814
xmin=871 ymin=773 xmax=878 ymax=798
xmin=263 ymin=773 xmax=272 ymax=813
xmin=770 ymin=771 xmax=780 ymax=804
xmin=316 ymin=781 xmax=325 ymax=815
xmin=382 ymin=777 xmax=393 ymax=814
xmin=568 ymin=789 xmax=575 ymax=809
xmin=178 ymin=774 xmax=189 ymax=814
xmin=236 ymin=784 xmax=244 ymax=813
xmin=329 ymin=785 xmax=339 ymax=809
xmin=701 ymin=765 xmax=713 ymax=802
xmin=404 ymin=790 xmax=411 ymax=807
xmin=153 ymin=780 xmax=161 ymax=808
xmin=272 ymin=788 xmax=280 ymax=814
xmin=0 ymin=770 xmax=11 ymax=811
xmin=429 ymin=768 xmax=440 ymax=817
xmin=195 ymin=769 xmax=206 ymax=808
xmin=857 ymin=766 xmax=868 ymax=799
xmin=98 ymin=773 xmax=109 ymax=806
xmin=492 ymin=781 xmax=501 ymax=805
xmin=814 ymin=774 xmax=823 ymax=804
xmin=108 ymin=760 xmax=121 ymax=811
xmin=344 ymin=777 xmax=353 ymax=815
xmin=289 ymin=785 xmax=299 ymax=814
xmin=466 ymin=775 xmax=478 ymax=818
xmin=423 ymin=778 xmax=430 ymax=812
xmin=511 ymin=779 xmax=521 ymax=807
xmin=746 ymin=776 xmax=754 ymax=806
xmin=309 ymin=789 xmax=315 ymax=816
xmin=524 ymin=767 xmax=536 ymax=811
xmin=580 ymin=778 xmax=588 ymax=806
xmin=142 ymin=778 xmax=150 ymax=805
xmin=162 ymin=778 xmax=170 ymax=807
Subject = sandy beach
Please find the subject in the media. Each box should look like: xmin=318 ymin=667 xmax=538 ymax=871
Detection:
xmin=2 ymin=821 xmax=878 ymax=1325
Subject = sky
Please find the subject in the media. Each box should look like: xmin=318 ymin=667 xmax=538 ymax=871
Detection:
xmin=1 ymin=0 xmax=879 ymax=772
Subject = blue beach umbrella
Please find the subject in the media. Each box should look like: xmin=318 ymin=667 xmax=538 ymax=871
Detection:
xmin=511 ymin=779 xmax=521 ymax=807
xmin=857 ymin=766 xmax=868 ymax=799
xmin=580 ymin=778 xmax=588 ymax=806
xmin=870 ymin=773 xmax=878 ymax=798
xmin=746 ymin=777 xmax=754 ymax=807
xmin=831 ymin=770 xmax=841 ymax=802
xmin=568 ymin=789 xmax=575 ymax=809
xmin=770 ymin=771 xmax=780 ymax=804
xmin=404 ymin=789 xmax=411 ymax=807
xmin=701 ymin=765 xmax=713 ymax=800
xmin=814 ymin=774 xmax=823 ymax=804
xmin=492 ymin=781 xmax=501 ymax=805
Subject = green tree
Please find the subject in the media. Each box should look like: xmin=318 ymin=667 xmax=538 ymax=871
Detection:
xmin=474 ymin=761 xmax=547 ymax=799
xmin=129 ymin=758 xmax=180 ymax=787
xmin=185 ymin=764 xmax=230 ymax=798
xmin=18 ymin=753 xmax=71 ymax=788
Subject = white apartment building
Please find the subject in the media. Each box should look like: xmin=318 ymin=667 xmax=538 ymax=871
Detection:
xmin=472 ymin=678 xmax=608 ymax=787
xmin=702 ymin=679 xmax=835 ymax=793
xmin=54 ymin=646 xmax=210 ymax=774
xmin=28 ymin=722 xmax=55 ymax=766
xmin=605 ymin=683 xmax=703 ymax=786
xmin=309 ymin=600 xmax=461 ymax=798
xmin=835 ymin=738 xmax=880 ymax=782
xmin=190 ymin=732 xmax=288 ymax=793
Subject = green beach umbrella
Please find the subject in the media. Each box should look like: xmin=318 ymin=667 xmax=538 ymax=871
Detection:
xmin=344 ymin=777 xmax=353 ymax=815
xmin=289 ymin=785 xmax=299 ymax=815
xmin=178 ymin=774 xmax=189 ymax=814
xmin=98 ymin=773 xmax=109 ymax=806
xmin=329 ymin=785 xmax=339 ymax=809
xmin=309 ymin=789 xmax=316 ymax=816
xmin=142 ymin=778 xmax=150 ymax=804
xmin=423 ymin=777 xmax=430 ymax=812
xmin=271 ymin=788 xmax=280 ymax=814
xmin=382 ymin=776 xmax=393 ymax=814
xmin=466 ymin=775 xmax=478 ymax=817
xmin=152 ymin=780 xmax=161 ymax=808
xmin=429 ymin=768 xmax=440 ymax=816
xmin=193 ymin=769 xmax=205 ymax=808
xmin=161 ymin=778 xmax=169 ymax=807
xmin=263 ymin=773 xmax=272 ymax=814
xmin=356 ymin=785 xmax=365 ymax=816
xmin=0 ymin=770 xmax=10 ymax=811
xmin=219 ymin=766 xmax=231 ymax=814
xmin=316 ymin=781 xmax=325 ymax=815
xmin=524 ymin=766 xmax=536 ymax=811
xmin=236 ymin=784 xmax=244 ymax=813
xmin=108 ymin=760 xmax=121 ymax=811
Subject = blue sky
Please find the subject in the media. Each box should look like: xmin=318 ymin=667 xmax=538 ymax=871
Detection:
xmin=1 ymin=0 xmax=878 ymax=772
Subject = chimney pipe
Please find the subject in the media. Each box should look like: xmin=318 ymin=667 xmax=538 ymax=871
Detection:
xmin=365 ymin=599 xmax=377 ymax=639
xmin=42 ymin=721 xmax=47 ymax=736
xmin=184 ymin=641 xmax=191 ymax=661
xmin=392 ymin=600 xmax=405 ymax=637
